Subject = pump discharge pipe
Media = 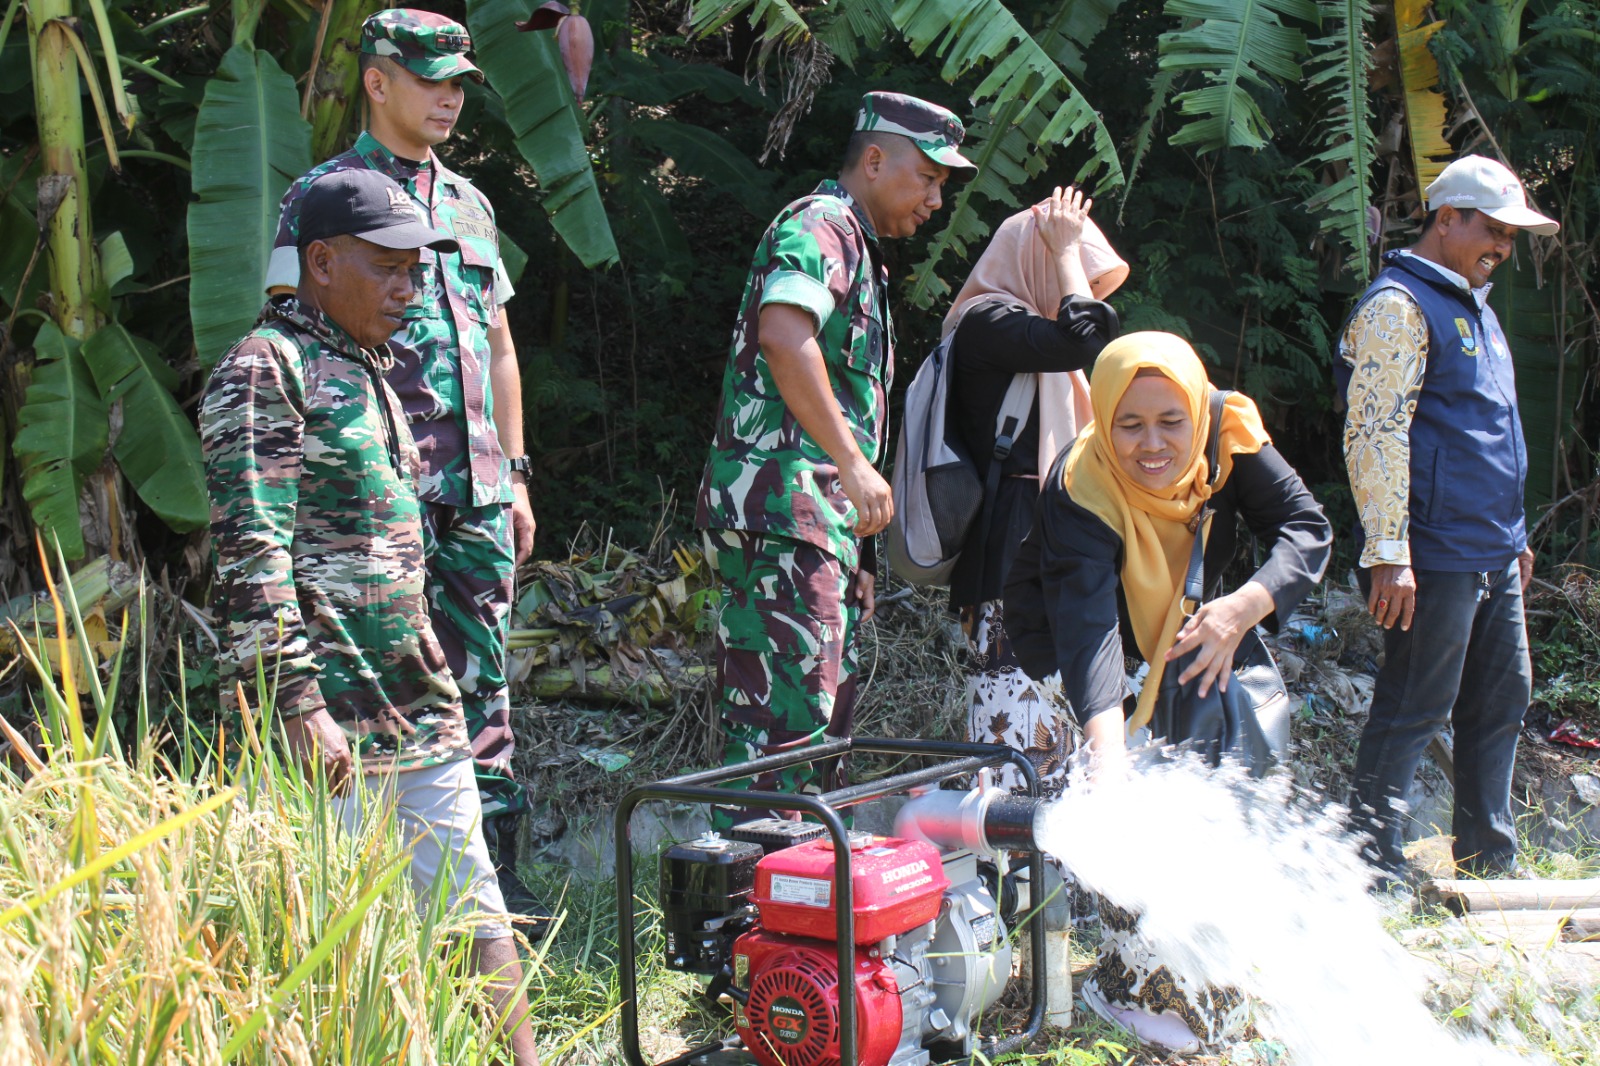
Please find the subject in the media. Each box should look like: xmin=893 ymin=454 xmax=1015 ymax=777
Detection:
xmin=895 ymin=784 xmax=1075 ymax=1027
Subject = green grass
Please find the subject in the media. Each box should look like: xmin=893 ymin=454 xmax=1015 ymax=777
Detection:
xmin=4 ymin=555 xmax=1599 ymax=1064
xmin=0 ymin=548 xmax=561 ymax=1064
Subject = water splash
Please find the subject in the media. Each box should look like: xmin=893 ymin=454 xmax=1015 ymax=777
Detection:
xmin=1034 ymin=754 xmax=1585 ymax=1064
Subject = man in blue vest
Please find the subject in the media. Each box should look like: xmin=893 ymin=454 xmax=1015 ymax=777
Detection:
xmin=1339 ymin=155 xmax=1559 ymax=884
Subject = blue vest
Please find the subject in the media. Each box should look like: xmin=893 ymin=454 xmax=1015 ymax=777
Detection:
xmin=1337 ymin=251 xmax=1527 ymax=571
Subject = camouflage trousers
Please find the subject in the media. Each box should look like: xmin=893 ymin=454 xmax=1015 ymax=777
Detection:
xmin=703 ymin=529 xmax=860 ymax=830
xmin=422 ymin=500 xmax=523 ymax=819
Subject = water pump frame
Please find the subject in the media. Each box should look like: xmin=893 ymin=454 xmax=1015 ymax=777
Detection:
xmin=614 ymin=735 xmax=1050 ymax=1066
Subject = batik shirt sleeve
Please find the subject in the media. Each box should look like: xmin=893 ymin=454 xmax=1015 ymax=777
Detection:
xmin=1341 ymin=289 xmax=1429 ymax=568
xmin=200 ymin=330 xmax=324 ymax=718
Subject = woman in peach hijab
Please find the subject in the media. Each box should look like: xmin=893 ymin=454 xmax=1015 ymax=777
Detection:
xmin=942 ymin=187 xmax=1125 ymax=795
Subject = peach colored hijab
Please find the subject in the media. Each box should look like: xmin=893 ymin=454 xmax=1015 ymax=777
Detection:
xmin=941 ymin=200 xmax=1130 ymax=479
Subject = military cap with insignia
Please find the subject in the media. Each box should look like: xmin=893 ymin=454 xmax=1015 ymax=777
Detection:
xmin=361 ymin=8 xmax=483 ymax=83
xmin=855 ymin=91 xmax=978 ymax=180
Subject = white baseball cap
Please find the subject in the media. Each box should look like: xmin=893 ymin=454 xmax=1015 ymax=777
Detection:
xmin=1424 ymin=155 xmax=1560 ymax=236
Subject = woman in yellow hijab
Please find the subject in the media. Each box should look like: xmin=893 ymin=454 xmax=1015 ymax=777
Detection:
xmin=1006 ymin=331 xmax=1331 ymax=1052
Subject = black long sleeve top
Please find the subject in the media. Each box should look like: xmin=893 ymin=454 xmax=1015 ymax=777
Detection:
xmin=1004 ymin=444 xmax=1332 ymax=725
xmin=947 ymin=294 xmax=1119 ymax=608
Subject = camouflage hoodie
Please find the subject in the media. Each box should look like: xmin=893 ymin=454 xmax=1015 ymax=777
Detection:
xmin=202 ymin=296 xmax=468 ymax=772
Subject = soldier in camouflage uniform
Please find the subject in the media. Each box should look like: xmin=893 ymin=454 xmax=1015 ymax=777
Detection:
xmin=696 ymin=92 xmax=975 ymax=826
xmin=205 ymin=169 xmax=539 ymax=1065
xmin=266 ymin=10 xmax=543 ymax=918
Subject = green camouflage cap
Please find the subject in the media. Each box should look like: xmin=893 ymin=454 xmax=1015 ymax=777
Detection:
xmin=855 ymin=91 xmax=976 ymax=180
xmin=361 ymin=9 xmax=483 ymax=82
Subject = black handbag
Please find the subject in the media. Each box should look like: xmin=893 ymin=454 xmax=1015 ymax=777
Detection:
xmin=1148 ymin=390 xmax=1291 ymax=777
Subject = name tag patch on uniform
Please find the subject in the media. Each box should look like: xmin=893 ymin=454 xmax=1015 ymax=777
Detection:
xmin=452 ymin=218 xmax=498 ymax=243
xmin=1455 ymin=317 xmax=1478 ymax=355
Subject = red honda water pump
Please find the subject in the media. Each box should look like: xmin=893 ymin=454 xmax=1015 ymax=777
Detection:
xmin=617 ymin=736 xmax=1054 ymax=1066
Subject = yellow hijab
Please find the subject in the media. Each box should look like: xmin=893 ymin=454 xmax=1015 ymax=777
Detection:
xmin=1059 ymin=332 xmax=1271 ymax=733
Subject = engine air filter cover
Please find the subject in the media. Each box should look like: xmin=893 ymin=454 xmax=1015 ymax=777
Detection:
xmin=727 ymin=817 xmax=828 ymax=853
xmin=660 ymin=833 xmax=763 ymax=972
xmin=752 ymin=834 xmax=948 ymax=943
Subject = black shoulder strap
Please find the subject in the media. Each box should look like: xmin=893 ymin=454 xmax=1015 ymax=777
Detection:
xmin=1183 ymin=389 xmax=1232 ymax=606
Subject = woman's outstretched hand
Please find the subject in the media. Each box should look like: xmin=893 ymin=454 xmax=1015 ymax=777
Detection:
xmin=1032 ymin=185 xmax=1090 ymax=258
xmin=1164 ymin=581 xmax=1276 ymax=697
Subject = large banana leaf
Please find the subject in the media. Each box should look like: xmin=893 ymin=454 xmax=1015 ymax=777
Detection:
xmin=814 ymin=0 xmax=893 ymax=67
xmin=893 ymin=0 xmax=1124 ymax=189
xmin=688 ymin=0 xmax=810 ymax=46
xmin=896 ymin=0 xmax=1127 ymax=309
xmin=81 ymin=324 xmax=207 ymax=532
xmin=1393 ymin=0 xmax=1452 ymax=197
xmin=1158 ymin=0 xmax=1318 ymax=152
xmin=1039 ymin=0 xmax=1124 ymax=79
xmin=466 ymin=0 xmax=619 ymax=270
xmin=1302 ymin=0 xmax=1376 ymax=283
xmin=187 ymin=42 xmax=311 ymax=368
xmin=13 ymin=323 xmax=108 ymax=560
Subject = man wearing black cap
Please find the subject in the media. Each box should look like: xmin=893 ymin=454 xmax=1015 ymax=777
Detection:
xmin=267 ymin=10 xmax=544 ymax=921
xmin=204 ymin=168 xmax=539 ymax=1065
xmin=695 ymin=91 xmax=976 ymax=824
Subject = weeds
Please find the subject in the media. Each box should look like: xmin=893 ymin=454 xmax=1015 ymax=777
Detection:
xmin=0 ymin=542 xmax=551 ymax=1063
xmin=5 ymin=544 xmax=1600 ymax=1065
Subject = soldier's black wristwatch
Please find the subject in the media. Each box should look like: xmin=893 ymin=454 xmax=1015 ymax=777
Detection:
xmin=508 ymin=455 xmax=533 ymax=477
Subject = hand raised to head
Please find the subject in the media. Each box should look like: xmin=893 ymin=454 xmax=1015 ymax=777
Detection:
xmin=1032 ymin=186 xmax=1091 ymax=259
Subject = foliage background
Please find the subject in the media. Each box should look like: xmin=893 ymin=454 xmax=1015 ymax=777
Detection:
xmin=1 ymin=0 xmax=1597 ymax=713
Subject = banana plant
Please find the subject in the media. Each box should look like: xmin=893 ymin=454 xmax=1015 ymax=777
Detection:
xmin=304 ymin=0 xmax=382 ymax=161
xmin=13 ymin=0 xmax=122 ymax=561
xmin=466 ymin=0 xmax=619 ymax=269
xmin=10 ymin=0 xmax=214 ymax=561
xmin=187 ymin=0 xmax=313 ymax=368
xmin=1302 ymin=0 xmax=1377 ymax=283
xmin=688 ymin=0 xmax=1127 ymax=307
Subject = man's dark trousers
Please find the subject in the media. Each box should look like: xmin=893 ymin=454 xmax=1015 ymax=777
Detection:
xmin=1351 ymin=559 xmax=1530 ymax=878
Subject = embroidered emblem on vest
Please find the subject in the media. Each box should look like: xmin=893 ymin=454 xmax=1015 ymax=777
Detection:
xmin=1455 ymin=317 xmax=1478 ymax=355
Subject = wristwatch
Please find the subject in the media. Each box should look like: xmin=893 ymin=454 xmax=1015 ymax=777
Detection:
xmin=507 ymin=454 xmax=533 ymax=477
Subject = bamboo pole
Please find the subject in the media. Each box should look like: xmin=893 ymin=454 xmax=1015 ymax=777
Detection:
xmin=1421 ymin=878 xmax=1600 ymax=915
xmin=1560 ymin=910 xmax=1600 ymax=943
xmin=523 ymin=663 xmax=707 ymax=705
xmin=1462 ymin=909 xmax=1568 ymax=945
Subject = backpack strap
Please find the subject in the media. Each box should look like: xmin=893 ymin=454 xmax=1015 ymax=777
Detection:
xmin=1182 ymin=389 xmax=1232 ymax=608
xmin=992 ymin=374 xmax=1038 ymax=463
xmin=974 ymin=373 xmax=1038 ymax=558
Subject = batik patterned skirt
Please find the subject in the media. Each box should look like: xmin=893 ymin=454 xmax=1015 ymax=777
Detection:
xmin=960 ymin=600 xmax=1078 ymax=794
xmin=964 ymin=601 xmax=1246 ymax=1048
